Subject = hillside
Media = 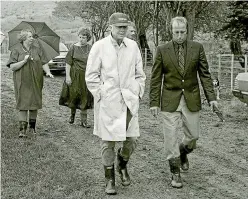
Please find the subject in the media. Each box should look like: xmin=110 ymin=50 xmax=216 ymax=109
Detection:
xmin=1 ymin=1 xmax=86 ymax=43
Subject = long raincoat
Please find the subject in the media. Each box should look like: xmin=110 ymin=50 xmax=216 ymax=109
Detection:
xmin=86 ymin=35 xmax=146 ymax=141
xmin=6 ymin=43 xmax=46 ymax=110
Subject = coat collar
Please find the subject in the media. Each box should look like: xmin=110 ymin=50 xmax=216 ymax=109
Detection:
xmin=166 ymin=40 xmax=193 ymax=76
xmin=109 ymin=34 xmax=127 ymax=47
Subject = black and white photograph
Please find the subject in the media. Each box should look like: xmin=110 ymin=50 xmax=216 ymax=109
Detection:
xmin=1 ymin=0 xmax=248 ymax=198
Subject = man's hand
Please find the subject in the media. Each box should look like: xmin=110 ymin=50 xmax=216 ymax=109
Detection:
xmin=150 ymin=106 xmax=160 ymax=117
xmin=209 ymin=100 xmax=218 ymax=110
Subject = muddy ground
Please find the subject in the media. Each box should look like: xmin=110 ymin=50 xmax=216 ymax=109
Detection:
xmin=1 ymin=54 xmax=248 ymax=199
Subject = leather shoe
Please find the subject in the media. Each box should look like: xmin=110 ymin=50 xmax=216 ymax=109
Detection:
xmin=81 ymin=122 xmax=90 ymax=128
xmin=171 ymin=173 xmax=183 ymax=188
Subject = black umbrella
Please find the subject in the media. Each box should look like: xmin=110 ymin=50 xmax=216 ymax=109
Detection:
xmin=8 ymin=21 xmax=60 ymax=63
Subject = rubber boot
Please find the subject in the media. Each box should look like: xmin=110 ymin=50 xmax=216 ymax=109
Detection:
xmin=29 ymin=119 xmax=37 ymax=135
xmin=19 ymin=121 xmax=28 ymax=138
xmin=80 ymin=111 xmax=90 ymax=128
xmin=169 ymin=157 xmax=183 ymax=188
xmin=117 ymin=148 xmax=131 ymax=186
xmin=104 ymin=165 xmax=117 ymax=195
xmin=69 ymin=109 xmax=76 ymax=124
xmin=179 ymin=143 xmax=193 ymax=171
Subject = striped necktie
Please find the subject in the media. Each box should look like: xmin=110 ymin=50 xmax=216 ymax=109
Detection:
xmin=178 ymin=44 xmax=184 ymax=71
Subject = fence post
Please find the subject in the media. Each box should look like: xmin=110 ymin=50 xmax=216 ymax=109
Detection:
xmin=218 ymin=54 xmax=221 ymax=82
xmin=231 ymin=54 xmax=234 ymax=91
xmin=245 ymin=54 xmax=247 ymax=73
xmin=144 ymin=48 xmax=147 ymax=70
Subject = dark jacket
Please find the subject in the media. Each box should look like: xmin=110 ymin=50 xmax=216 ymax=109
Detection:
xmin=150 ymin=40 xmax=216 ymax=112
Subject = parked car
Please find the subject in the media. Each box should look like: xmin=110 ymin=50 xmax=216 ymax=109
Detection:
xmin=48 ymin=42 xmax=68 ymax=74
xmin=232 ymin=72 xmax=248 ymax=104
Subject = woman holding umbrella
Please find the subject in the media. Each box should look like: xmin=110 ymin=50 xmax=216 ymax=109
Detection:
xmin=7 ymin=29 xmax=54 ymax=138
xmin=59 ymin=28 xmax=93 ymax=127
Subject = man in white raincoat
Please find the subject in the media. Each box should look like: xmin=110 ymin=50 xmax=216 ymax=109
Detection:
xmin=86 ymin=12 xmax=146 ymax=195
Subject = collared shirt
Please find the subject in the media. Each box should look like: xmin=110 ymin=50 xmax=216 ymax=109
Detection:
xmin=173 ymin=41 xmax=186 ymax=56
xmin=173 ymin=41 xmax=187 ymax=66
xmin=110 ymin=33 xmax=127 ymax=54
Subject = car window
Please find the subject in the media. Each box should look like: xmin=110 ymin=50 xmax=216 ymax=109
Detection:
xmin=59 ymin=42 xmax=68 ymax=56
xmin=60 ymin=42 xmax=68 ymax=52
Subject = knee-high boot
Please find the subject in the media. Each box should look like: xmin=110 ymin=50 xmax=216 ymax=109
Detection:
xmin=104 ymin=165 xmax=117 ymax=195
xmin=169 ymin=157 xmax=183 ymax=188
xmin=69 ymin=109 xmax=76 ymax=124
xmin=29 ymin=119 xmax=37 ymax=135
xmin=117 ymin=148 xmax=131 ymax=186
xmin=179 ymin=143 xmax=193 ymax=171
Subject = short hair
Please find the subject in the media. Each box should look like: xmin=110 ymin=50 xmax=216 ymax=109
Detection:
xmin=129 ymin=21 xmax=136 ymax=29
xmin=18 ymin=29 xmax=33 ymax=42
xmin=77 ymin=28 xmax=91 ymax=42
xmin=171 ymin=16 xmax=187 ymax=29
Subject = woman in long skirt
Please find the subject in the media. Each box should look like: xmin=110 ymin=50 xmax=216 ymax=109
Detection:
xmin=59 ymin=28 xmax=93 ymax=127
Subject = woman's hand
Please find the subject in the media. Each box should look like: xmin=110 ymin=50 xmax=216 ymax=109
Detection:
xmin=66 ymin=76 xmax=72 ymax=85
xmin=46 ymin=73 xmax=54 ymax=78
xmin=10 ymin=55 xmax=30 ymax=71
xmin=23 ymin=55 xmax=30 ymax=63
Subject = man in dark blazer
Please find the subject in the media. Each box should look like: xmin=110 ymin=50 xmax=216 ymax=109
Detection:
xmin=149 ymin=16 xmax=218 ymax=188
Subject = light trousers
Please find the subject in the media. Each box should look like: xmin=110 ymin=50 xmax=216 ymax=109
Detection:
xmin=101 ymin=137 xmax=137 ymax=166
xmin=100 ymin=108 xmax=137 ymax=166
xmin=160 ymin=95 xmax=200 ymax=160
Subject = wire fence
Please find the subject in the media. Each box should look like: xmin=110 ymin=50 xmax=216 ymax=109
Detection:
xmin=206 ymin=54 xmax=247 ymax=92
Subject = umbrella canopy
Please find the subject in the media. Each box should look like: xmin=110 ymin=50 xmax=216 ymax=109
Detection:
xmin=8 ymin=21 xmax=60 ymax=63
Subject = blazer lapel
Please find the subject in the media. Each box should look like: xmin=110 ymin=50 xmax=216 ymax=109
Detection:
xmin=183 ymin=41 xmax=193 ymax=76
xmin=167 ymin=41 xmax=184 ymax=76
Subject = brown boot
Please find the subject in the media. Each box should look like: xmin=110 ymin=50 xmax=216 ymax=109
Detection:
xmin=19 ymin=121 xmax=28 ymax=138
xmin=117 ymin=148 xmax=131 ymax=186
xmin=169 ymin=157 xmax=183 ymax=188
xmin=179 ymin=143 xmax=193 ymax=171
xmin=104 ymin=165 xmax=117 ymax=195
xmin=69 ymin=109 xmax=76 ymax=124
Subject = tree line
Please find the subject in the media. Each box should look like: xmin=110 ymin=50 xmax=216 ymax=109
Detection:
xmin=53 ymin=1 xmax=248 ymax=56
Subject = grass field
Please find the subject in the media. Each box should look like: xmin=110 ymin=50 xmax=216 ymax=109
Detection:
xmin=1 ymin=54 xmax=248 ymax=199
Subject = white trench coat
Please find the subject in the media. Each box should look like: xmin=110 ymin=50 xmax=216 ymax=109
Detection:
xmin=86 ymin=35 xmax=146 ymax=141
